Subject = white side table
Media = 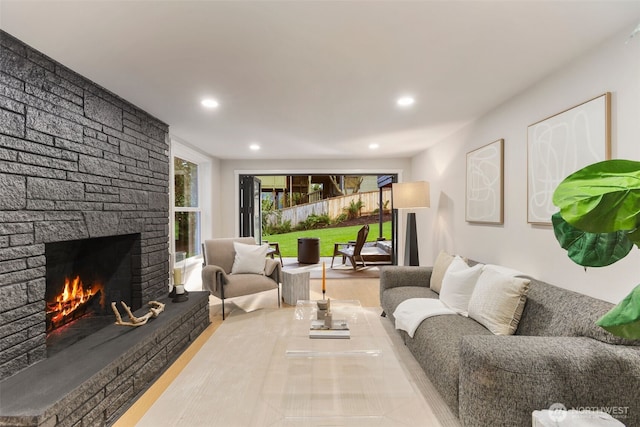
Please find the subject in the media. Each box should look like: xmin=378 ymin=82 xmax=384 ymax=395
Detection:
xmin=282 ymin=270 xmax=310 ymax=305
xmin=533 ymin=409 xmax=625 ymax=427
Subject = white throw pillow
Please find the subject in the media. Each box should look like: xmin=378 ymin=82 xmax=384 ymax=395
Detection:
xmin=468 ymin=267 xmax=530 ymax=335
xmin=445 ymin=255 xmax=468 ymax=274
xmin=231 ymin=242 xmax=269 ymax=275
xmin=430 ymin=250 xmax=455 ymax=294
xmin=439 ymin=262 xmax=484 ymax=316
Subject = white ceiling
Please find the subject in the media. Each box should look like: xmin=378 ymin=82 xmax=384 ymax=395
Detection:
xmin=2 ymin=1 xmax=640 ymax=160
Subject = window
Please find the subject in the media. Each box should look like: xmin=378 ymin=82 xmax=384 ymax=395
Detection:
xmin=174 ymin=157 xmax=201 ymax=258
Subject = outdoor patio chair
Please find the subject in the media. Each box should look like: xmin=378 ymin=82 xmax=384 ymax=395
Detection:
xmin=264 ymin=241 xmax=283 ymax=266
xmin=331 ymin=225 xmax=391 ymax=270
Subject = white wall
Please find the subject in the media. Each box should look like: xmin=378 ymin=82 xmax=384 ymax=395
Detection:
xmin=217 ymin=158 xmax=411 ymax=238
xmin=411 ymin=24 xmax=640 ymax=303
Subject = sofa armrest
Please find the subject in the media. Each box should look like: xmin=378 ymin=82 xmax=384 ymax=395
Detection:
xmin=379 ymin=266 xmax=432 ymax=309
xmin=458 ymin=335 xmax=640 ymax=427
xmin=380 ymin=266 xmax=432 ymax=290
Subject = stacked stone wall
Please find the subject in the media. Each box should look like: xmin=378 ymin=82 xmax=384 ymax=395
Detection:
xmin=0 ymin=30 xmax=170 ymax=381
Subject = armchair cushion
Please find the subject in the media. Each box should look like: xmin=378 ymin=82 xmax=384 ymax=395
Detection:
xmin=231 ymin=242 xmax=269 ymax=275
xmin=222 ymin=274 xmax=280 ymax=299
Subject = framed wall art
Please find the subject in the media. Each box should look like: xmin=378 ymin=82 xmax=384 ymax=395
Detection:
xmin=527 ymin=93 xmax=611 ymax=225
xmin=466 ymin=139 xmax=504 ymax=224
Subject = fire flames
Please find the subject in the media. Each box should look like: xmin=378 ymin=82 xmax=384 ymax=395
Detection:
xmin=47 ymin=276 xmax=104 ymax=330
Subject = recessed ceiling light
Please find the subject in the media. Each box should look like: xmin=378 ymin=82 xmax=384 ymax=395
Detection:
xmin=369 ymin=143 xmax=379 ymax=150
xmin=201 ymin=98 xmax=219 ymax=108
xmin=396 ymin=96 xmax=415 ymax=107
xmin=249 ymin=143 xmax=260 ymax=151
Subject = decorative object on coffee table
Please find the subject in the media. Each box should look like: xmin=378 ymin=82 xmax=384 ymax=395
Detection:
xmin=324 ymin=298 xmax=332 ymax=326
xmin=316 ymin=299 xmax=328 ymax=320
xmin=309 ymin=298 xmax=350 ymax=339
xmin=322 ymin=261 xmax=326 ymax=299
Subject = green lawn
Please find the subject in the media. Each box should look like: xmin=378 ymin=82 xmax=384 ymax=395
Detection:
xmin=263 ymin=222 xmax=391 ymax=257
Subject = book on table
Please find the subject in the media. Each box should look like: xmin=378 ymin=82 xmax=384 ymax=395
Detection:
xmin=309 ymin=319 xmax=350 ymax=339
xmin=309 ymin=329 xmax=350 ymax=339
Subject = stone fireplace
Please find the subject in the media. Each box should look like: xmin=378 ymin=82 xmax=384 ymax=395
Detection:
xmin=0 ymin=31 xmax=209 ymax=425
xmin=45 ymin=234 xmax=140 ymax=356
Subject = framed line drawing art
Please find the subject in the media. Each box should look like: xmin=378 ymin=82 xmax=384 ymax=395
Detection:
xmin=527 ymin=93 xmax=611 ymax=225
xmin=466 ymin=139 xmax=504 ymax=224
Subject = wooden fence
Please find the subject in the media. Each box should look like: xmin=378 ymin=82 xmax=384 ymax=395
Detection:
xmin=265 ymin=189 xmax=391 ymax=227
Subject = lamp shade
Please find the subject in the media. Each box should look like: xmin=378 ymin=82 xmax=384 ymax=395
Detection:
xmin=392 ymin=181 xmax=430 ymax=209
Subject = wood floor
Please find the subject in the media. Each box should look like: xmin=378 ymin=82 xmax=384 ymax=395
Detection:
xmin=112 ymin=278 xmax=381 ymax=426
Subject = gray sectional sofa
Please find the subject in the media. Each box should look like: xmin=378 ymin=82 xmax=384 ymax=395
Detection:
xmin=380 ymin=265 xmax=640 ymax=426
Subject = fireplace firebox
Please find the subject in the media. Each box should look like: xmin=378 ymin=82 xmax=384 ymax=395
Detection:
xmin=45 ymin=234 xmax=141 ymax=356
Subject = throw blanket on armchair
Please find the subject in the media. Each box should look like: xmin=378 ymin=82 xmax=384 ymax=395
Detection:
xmin=394 ymin=298 xmax=456 ymax=337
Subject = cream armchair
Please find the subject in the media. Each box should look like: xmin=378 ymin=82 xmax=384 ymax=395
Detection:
xmin=202 ymin=237 xmax=281 ymax=319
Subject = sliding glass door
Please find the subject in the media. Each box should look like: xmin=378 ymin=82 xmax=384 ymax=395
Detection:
xmin=239 ymin=175 xmax=262 ymax=242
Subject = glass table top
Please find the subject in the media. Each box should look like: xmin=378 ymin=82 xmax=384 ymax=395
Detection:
xmin=253 ymin=300 xmax=433 ymax=426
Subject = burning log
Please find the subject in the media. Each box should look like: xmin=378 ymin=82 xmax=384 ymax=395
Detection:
xmin=111 ymin=300 xmax=165 ymax=327
xmin=46 ymin=276 xmax=104 ymax=332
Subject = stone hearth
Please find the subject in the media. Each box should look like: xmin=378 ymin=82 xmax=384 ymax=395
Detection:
xmin=0 ymin=292 xmax=209 ymax=426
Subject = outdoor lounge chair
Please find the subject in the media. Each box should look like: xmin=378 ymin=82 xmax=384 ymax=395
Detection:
xmin=264 ymin=241 xmax=283 ymax=266
xmin=330 ymin=224 xmax=392 ymax=270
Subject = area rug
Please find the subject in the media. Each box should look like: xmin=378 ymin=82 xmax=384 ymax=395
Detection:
xmin=135 ymin=307 xmax=460 ymax=427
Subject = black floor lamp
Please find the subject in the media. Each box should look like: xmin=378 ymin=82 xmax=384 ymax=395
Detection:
xmin=392 ymin=181 xmax=430 ymax=266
